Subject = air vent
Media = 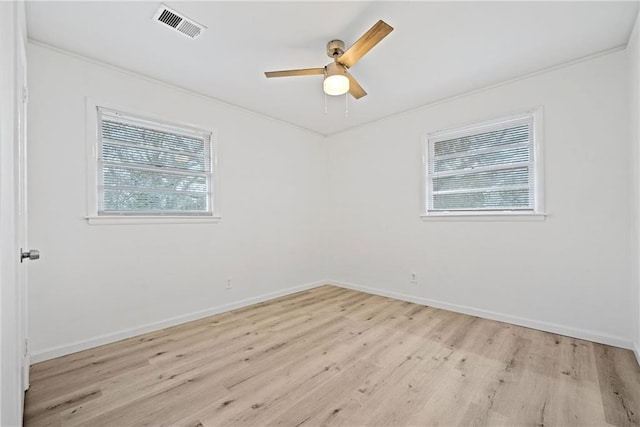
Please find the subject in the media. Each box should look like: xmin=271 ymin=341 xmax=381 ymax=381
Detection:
xmin=153 ymin=4 xmax=206 ymax=39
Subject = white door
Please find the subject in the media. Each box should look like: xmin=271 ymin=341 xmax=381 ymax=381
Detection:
xmin=0 ymin=2 xmax=34 ymax=424
xmin=17 ymin=25 xmax=33 ymax=393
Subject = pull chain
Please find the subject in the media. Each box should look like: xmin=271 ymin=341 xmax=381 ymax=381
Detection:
xmin=324 ymin=91 xmax=328 ymax=115
xmin=345 ymin=92 xmax=349 ymax=117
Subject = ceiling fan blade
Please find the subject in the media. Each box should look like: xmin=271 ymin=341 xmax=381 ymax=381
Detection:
xmin=346 ymin=72 xmax=367 ymax=99
xmin=338 ymin=20 xmax=393 ymax=69
xmin=264 ymin=68 xmax=325 ymax=78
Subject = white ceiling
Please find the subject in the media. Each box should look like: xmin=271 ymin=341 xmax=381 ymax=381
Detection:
xmin=26 ymin=1 xmax=639 ymax=136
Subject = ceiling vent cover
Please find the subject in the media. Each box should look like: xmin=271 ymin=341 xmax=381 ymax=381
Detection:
xmin=153 ymin=4 xmax=206 ymax=39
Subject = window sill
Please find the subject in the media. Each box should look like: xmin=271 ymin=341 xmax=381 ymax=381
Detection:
xmin=85 ymin=215 xmax=222 ymax=225
xmin=420 ymin=212 xmax=547 ymax=222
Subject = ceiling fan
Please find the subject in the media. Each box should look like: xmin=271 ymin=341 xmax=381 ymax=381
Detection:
xmin=265 ymin=20 xmax=394 ymax=99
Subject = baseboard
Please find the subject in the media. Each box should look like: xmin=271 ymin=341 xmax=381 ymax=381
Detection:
xmin=330 ymin=280 xmax=633 ymax=350
xmin=32 ymin=279 xmax=634 ymax=363
xmin=31 ymin=280 xmax=327 ymax=364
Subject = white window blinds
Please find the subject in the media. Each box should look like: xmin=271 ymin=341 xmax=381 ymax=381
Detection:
xmin=97 ymin=108 xmax=213 ymax=215
xmin=426 ymin=114 xmax=536 ymax=213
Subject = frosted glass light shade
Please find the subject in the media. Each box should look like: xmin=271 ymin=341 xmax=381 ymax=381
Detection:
xmin=323 ymin=74 xmax=349 ymax=96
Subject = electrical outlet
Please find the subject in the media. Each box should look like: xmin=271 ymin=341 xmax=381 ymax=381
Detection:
xmin=410 ymin=272 xmax=417 ymax=284
xmin=226 ymin=278 xmax=232 ymax=289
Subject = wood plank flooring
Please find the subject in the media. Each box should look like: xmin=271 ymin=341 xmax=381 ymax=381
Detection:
xmin=24 ymin=285 xmax=640 ymax=426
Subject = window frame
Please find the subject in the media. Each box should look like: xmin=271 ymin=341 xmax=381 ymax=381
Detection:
xmin=421 ymin=108 xmax=545 ymax=221
xmin=85 ymin=98 xmax=221 ymax=225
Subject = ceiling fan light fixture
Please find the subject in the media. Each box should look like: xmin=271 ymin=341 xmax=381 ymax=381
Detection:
xmin=323 ymin=63 xmax=349 ymax=96
xmin=324 ymin=75 xmax=349 ymax=96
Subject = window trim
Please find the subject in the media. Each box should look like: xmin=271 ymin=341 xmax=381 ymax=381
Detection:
xmin=421 ymin=108 xmax=545 ymax=221
xmin=85 ymin=98 xmax=221 ymax=224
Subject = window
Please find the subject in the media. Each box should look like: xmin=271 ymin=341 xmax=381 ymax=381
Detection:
xmin=89 ymin=105 xmax=217 ymax=222
xmin=424 ymin=111 xmax=543 ymax=218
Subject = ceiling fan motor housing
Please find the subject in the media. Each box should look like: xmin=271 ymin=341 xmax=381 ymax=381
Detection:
xmin=326 ymin=40 xmax=345 ymax=59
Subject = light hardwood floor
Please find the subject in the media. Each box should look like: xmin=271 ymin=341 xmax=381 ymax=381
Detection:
xmin=24 ymin=285 xmax=640 ymax=426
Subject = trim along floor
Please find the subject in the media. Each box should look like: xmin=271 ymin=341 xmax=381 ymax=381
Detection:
xmin=24 ymin=285 xmax=640 ymax=426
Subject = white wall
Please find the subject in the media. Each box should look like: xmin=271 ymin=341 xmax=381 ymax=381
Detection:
xmin=27 ymin=43 xmax=328 ymax=361
xmin=27 ymin=37 xmax=637 ymax=363
xmin=629 ymin=12 xmax=640 ymax=362
xmin=327 ymin=50 xmax=633 ymax=348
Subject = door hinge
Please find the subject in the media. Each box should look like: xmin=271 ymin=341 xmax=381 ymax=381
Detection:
xmin=22 ymin=86 xmax=28 ymax=104
xmin=24 ymin=339 xmax=29 ymax=356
